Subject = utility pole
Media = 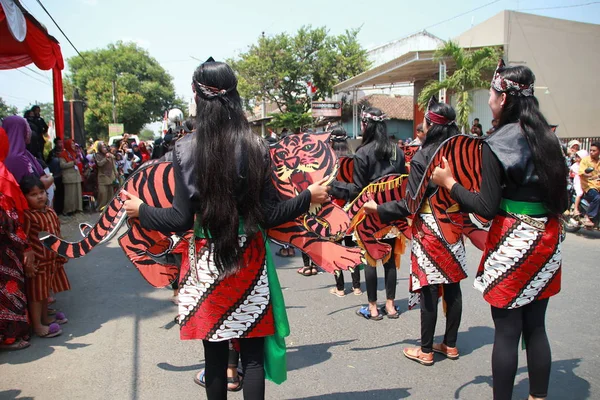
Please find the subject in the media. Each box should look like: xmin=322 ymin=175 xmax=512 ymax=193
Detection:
xmin=111 ymin=80 xmax=117 ymax=123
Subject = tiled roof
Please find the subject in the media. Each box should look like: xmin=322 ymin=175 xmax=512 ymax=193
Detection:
xmin=359 ymin=94 xmax=413 ymax=121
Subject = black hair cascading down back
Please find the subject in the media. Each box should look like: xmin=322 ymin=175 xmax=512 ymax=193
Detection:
xmin=422 ymin=101 xmax=460 ymax=152
xmin=330 ymin=127 xmax=353 ymax=157
xmin=495 ymin=65 xmax=568 ymax=215
xmin=193 ymin=61 xmax=266 ymax=276
xmin=358 ymin=107 xmax=394 ymax=160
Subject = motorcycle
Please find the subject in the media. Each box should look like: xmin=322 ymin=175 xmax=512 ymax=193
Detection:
xmin=563 ymin=167 xmax=600 ymax=233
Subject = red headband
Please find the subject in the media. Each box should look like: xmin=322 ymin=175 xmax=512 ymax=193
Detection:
xmin=425 ymin=111 xmax=453 ymax=126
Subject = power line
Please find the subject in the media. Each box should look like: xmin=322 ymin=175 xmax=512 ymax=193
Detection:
xmin=33 ymin=0 xmax=89 ymax=65
xmin=520 ymin=1 xmax=599 ymax=11
xmin=422 ymin=0 xmax=502 ymax=32
xmin=23 ymin=65 xmax=52 ymax=83
xmin=14 ymin=68 xmax=52 ymax=87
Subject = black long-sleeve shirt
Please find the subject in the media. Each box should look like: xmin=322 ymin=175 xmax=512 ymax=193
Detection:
xmin=138 ymin=135 xmax=311 ymax=235
xmin=330 ymin=142 xmax=406 ymax=201
xmin=450 ymin=143 xmax=503 ymax=220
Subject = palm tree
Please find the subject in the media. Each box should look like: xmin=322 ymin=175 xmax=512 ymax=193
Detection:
xmin=418 ymin=41 xmax=501 ymax=133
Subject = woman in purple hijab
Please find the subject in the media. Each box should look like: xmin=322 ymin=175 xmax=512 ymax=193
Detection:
xmin=3 ymin=116 xmax=53 ymax=189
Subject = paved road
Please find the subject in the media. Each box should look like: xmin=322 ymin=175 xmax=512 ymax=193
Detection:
xmin=1 ymin=213 xmax=598 ymax=400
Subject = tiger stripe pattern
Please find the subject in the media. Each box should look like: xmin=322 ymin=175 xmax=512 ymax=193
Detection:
xmin=336 ymin=156 xmax=354 ymax=183
xmin=41 ymin=161 xmax=180 ymax=288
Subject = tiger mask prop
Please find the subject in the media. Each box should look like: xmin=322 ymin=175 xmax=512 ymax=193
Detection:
xmin=268 ymin=132 xmax=363 ymax=272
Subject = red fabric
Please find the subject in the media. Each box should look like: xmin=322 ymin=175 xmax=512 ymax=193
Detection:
xmin=60 ymin=139 xmax=77 ymax=162
xmin=0 ymin=6 xmax=65 ymax=138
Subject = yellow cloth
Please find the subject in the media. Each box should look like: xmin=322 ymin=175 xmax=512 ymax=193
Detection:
xmin=419 ymin=199 xmax=461 ymax=214
xmin=579 ymin=156 xmax=600 ymax=192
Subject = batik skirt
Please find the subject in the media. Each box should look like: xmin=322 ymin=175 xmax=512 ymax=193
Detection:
xmin=177 ymin=233 xmax=275 ymax=342
xmin=475 ymin=213 xmax=562 ymax=309
xmin=408 ymin=213 xmax=467 ymax=309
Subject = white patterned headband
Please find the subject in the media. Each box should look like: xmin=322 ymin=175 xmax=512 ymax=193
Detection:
xmin=361 ymin=111 xmax=389 ymax=122
xmin=491 ymin=59 xmax=534 ymax=97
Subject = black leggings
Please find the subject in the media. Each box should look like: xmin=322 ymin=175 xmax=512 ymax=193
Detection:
xmin=364 ymin=238 xmax=397 ymax=303
xmin=491 ymin=299 xmax=551 ymax=400
xmin=203 ymin=337 xmax=265 ymax=400
xmin=335 ymin=236 xmax=361 ymax=291
xmin=420 ymin=283 xmax=462 ymax=353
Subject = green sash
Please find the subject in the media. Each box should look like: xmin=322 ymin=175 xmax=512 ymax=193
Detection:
xmin=194 ymin=220 xmax=290 ymax=384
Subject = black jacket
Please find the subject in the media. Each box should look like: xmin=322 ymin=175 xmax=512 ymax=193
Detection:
xmin=138 ymin=134 xmax=311 ymax=235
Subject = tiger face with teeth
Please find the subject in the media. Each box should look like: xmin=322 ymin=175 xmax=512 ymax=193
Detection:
xmin=268 ymin=132 xmax=363 ymax=273
xmin=270 ymin=132 xmax=336 ymax=199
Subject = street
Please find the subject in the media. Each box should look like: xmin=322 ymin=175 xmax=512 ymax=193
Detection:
xmin=1 ymin=214 xmax=598 ymax=400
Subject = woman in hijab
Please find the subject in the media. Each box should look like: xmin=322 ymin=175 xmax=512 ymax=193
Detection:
xmin=59 ymin=139 xmax=83 ymax=215
xmin=138 ymin=142 xmax=151 ymax=163
xmin=3 ymin=116 xmax=53 ymax=189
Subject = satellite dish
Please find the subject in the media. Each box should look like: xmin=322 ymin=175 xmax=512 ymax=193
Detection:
xmin=0 ymin=0 xmax=27 ymax=42
xmin=168 ymin=108 xmax=184 ymax=123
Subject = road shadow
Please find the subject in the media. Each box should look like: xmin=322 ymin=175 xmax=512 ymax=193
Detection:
xmin=157 ymin=361 xmax=204 ymax=372
xmin=453 ymin=358 xmax=590 ymax=399
xmin=287 ymin=340 xmax=356 ymax=372
xmin=0 ymin=219 xmax=176 ymax=367
xmin=288 ymin=387 xmax=411 ymax=399
xmin=0 ymin=390 xmax=34 ymax=400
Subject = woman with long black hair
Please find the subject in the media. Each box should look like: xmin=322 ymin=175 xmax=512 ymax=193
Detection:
xmin=330 ymin=107 xmax=405 ymax=319
xmin=122 ymin=59 xmax=329 ymax=400
xmin=432 ymin=60 xmax=567 ymax=400
xmin=364 ymin=98 xmax=465 ymax=366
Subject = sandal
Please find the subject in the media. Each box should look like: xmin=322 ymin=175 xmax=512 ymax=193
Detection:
xmin=276 ymin=247 xmax=290 ymax=257
xmin=356 ymin=306 xmax=383 ymax=321
xmin=297 ymin=266 xmax=312 ymax=277
xmin=380 ymin=305 xmax=400 ymax=319
xmin=227 ymin=372 xmax=244 ymax=392
xmin=311 ymin=267 xmax=319 ymax=275
xmin=55 ymin=312 xmax=68 ymax=325
xmin=0 ymin=338 xmax=30 ymax=351
xmin=37 ymin=323 xmax=62 ymax=338
xmin=432 ymin=343 xmax=459 ymax=359
xmin=194 ymin=369 xmax=245 ymax=392
xmin=329 ymin=287 xmax=345 ymax=298
xmin=353 ymin=287 xmax=363 ymax=296
xmin=403 ymin=346 xmax=434 ymax=366
xmin=47 ymin=307 xmax=57 ymax=316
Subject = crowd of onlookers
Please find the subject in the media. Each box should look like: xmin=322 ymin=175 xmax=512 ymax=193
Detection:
xmin=0 ymin=110 xmax=195 ymax=350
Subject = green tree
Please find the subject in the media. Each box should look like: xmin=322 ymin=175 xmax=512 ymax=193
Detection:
xmin=65 ymin=41 xmax=180 ymax=139
xmin=229 ymin=26 xmax=370 ymax=130
xmin=0 ymin=97 xmax=18 ymax=119
xmin=22 ymin=102 xmax=54 ymax=121
xmin=139 ymin=128 xmax=156 ymax=141
xmin=418 ymin=41 xmax=501 ymax=133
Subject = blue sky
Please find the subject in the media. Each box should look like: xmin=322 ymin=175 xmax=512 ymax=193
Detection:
xmin=1 ymin=0 xmax=599 ymax=114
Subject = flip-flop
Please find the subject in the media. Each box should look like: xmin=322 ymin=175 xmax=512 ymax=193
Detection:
xmin=380 ymin=306 xmax=400 ymax=319
xmin=329 ymin=287 xmax=345 ymax=298
xmin=0 ymin=339 xmax=30 ymax=351
xmin=297 ymin=266 xmax=312 ymax=277
xmin=37 ymin=323 xmax=62 ymax=338
xmin=356 ymin=306 xmax=383 ymax=321
xmin=47 ymin=308 xmax=57 ymax=316
xmin=55 ymin=312 xmax=68 ymax=325
xmin=353 ymin=288 xmax=363 ymax=296
xmin=194 ymin=369 xmax=245 ymax=392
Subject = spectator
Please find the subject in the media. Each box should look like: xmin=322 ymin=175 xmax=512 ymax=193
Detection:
xmin=151 ymin=138 xmax=165 ymax=159
xmin=470 ymin=118 xmax=483 ymax=136
xmin=409 ymin=123 xmax=426 ymax=146
xmin=3 ymin=116 xmax=54 ymax=189
xmin=579 ymin=142 xmax=600 ymax=227
xmin=122 ymin=149 xmax=140 ymax=178
xmin=59 ymin=139 xmax=83 ymax=215
xmin=132 ymin=143 xmax=143 ymax=164
xmin=46 ymin=138 xmax=65 ymax=214
xmin=30 ymin=106 xmax=48 ymax=136
xmin=94 ymin=142 xmax=117 ymax=209
xmin=486 ymin=119 xmax=499 ymax=135
xmin=0 ymin=127 xmax=31 ymax=350
xmin=119 ymin=133 xmax=131 ymax=153
xmin=138 ymin=142 xmax=151 ymax=163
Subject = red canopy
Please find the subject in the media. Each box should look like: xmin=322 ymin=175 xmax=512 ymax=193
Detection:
xmin=0 ymin=2 xmax=65 ymax=138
